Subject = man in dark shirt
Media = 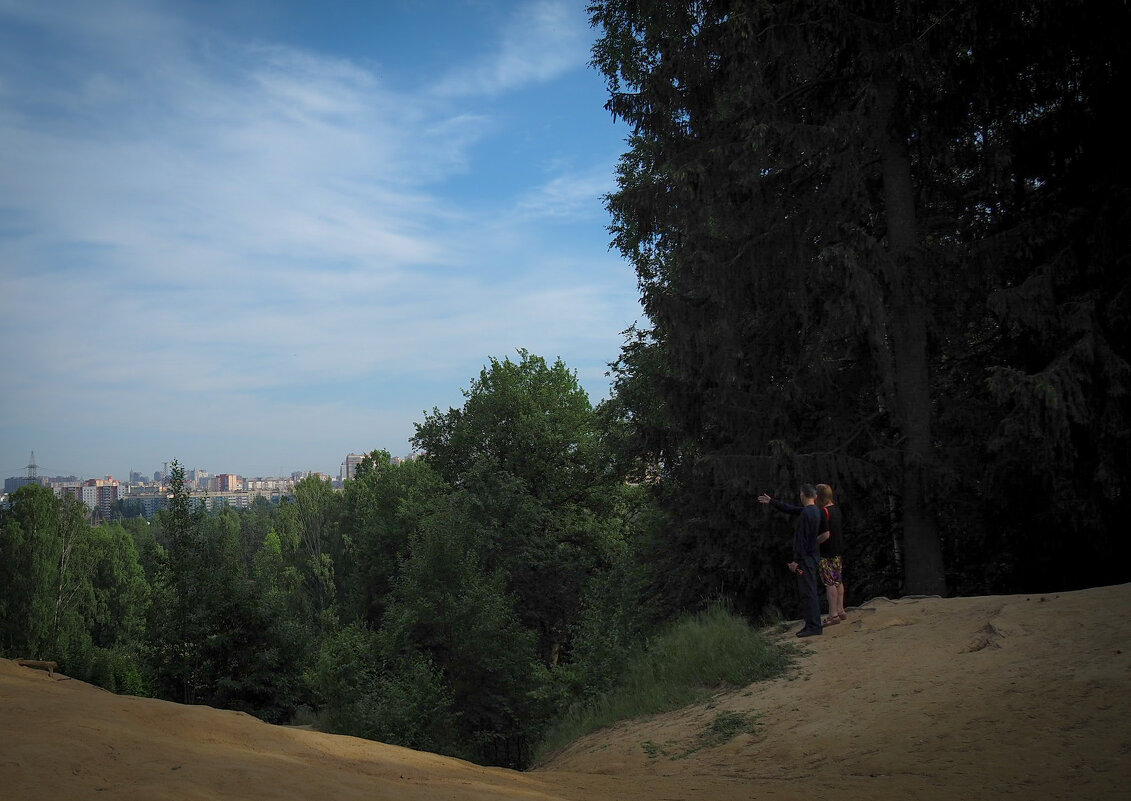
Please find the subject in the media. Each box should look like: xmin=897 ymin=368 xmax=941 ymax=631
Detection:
xmin=758 ymin=485 xmax=824 ymax=637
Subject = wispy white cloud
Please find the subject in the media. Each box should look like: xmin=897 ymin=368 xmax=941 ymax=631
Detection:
xmin=431 ymin=0 xmax=590 ymax=97
xmin=512 ymin=168 xmax=615 ymax=221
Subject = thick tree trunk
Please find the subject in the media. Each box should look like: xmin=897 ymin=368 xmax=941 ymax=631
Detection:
xmin=888 ymin=288 xmax=947 ymax=595
xmin=879 ymin=81 xmax=948 ymax=596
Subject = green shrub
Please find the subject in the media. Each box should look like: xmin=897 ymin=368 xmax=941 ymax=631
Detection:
xmin=535 ymin=604 xmax=791 ymax=762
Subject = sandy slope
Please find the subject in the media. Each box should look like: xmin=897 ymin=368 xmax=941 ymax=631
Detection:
xmin=2 ymin=585 xmax=1128 ymax=801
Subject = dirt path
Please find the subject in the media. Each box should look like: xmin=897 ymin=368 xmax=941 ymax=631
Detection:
xmin=2 ymin=584 xmax=1128 ymax=800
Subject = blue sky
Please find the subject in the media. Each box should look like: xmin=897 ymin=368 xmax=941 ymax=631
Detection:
xmin=0 ymin=0 xmax=641 ymax=480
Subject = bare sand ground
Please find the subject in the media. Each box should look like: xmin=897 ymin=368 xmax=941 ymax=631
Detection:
xmin=2 ymin=584 xmax=1128 ymax=801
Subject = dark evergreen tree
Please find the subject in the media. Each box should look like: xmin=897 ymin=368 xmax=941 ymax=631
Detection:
xmin=145 ymin=460 xmax=207 ymax=703
xmin=589 ymin=0 xmax=1130 ymax=609
xmin=965 ymin=1 xmax=1131 ymax=591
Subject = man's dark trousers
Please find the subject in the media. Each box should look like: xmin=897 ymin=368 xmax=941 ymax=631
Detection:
xmin=796 ymin=555 xmax=822 ymax=632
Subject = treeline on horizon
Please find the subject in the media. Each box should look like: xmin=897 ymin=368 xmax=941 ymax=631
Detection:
xmin=2 ymin=0 xmax=1129 ymax=770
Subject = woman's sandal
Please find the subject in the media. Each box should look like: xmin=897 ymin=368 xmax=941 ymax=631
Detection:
xmin=822 ymin=616 xmax=841 ymax=626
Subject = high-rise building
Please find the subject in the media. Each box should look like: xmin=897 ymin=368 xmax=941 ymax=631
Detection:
xmin=213 ymin=473 xmax=240 ymax=492
xmin=342 ymin=453 xmax=365 ymax=482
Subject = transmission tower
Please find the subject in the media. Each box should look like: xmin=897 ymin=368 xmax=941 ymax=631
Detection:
xmin=26 ymin=451 xmax=38 ymax=480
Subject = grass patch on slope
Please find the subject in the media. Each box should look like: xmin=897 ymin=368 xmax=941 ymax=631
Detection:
xmin=534 ymin=605 xmax=792 ymax=763
xmin=641 ymin=710 xmax=764 ymax=761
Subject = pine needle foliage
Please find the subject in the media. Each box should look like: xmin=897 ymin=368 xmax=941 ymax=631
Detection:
xmin=589 ymin=0 xmax=1131 ymax=609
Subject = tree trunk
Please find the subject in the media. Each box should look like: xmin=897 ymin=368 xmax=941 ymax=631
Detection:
xmin=879 ymin=80 xmax=948 ymax=596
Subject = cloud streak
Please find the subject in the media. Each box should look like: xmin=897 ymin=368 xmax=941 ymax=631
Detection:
xmin=432 ymin=0 xmax=591 ymax=97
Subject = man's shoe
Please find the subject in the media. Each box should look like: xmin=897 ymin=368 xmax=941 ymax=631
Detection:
xmin=796 ymin=628 xmax=822 ymax=637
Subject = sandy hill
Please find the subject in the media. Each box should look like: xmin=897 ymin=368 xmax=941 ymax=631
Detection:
xmin=2 ymin=585 xmax=1128 ymax=801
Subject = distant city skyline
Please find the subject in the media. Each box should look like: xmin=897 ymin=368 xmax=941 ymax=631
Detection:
xmin=2 ymin=448 xmax=414 ymax=484
xmin=0 ymin=1 xmax=642 ymax=482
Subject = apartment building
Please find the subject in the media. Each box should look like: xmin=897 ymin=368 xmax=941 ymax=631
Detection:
xmin=60 ymin=477 xmax=120 ymax=518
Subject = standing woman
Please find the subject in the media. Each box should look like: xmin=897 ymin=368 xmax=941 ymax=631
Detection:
xmin=816 ymin=483 xmax=847 ymax=623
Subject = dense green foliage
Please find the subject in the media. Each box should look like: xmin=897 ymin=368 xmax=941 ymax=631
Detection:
xmin=0 ymin=484 xmax=148 ymax=692
xmin=589 ymin=0 xmax=1130 ymax=611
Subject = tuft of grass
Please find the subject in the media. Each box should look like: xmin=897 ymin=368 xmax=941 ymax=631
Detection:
xmin=534 ymin=604 xmax=792 ymax=763
xmin=694 ymin=710 xmax=760 ymax=750
xmin=669 ymin=710 xmax=762 ymax=759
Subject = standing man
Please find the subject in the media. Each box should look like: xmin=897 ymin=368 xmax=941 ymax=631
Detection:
xmin=759 ymin=485 xmax=824 ymax=637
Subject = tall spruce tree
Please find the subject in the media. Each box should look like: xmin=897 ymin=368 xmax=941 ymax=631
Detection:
xmin=146 ymin=460 xmax=205 ymax=703
xmin=965 ymin=1 xmax=1131 ymax=590
xmin=590 ymin=0 xmax=1130 ymax=605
